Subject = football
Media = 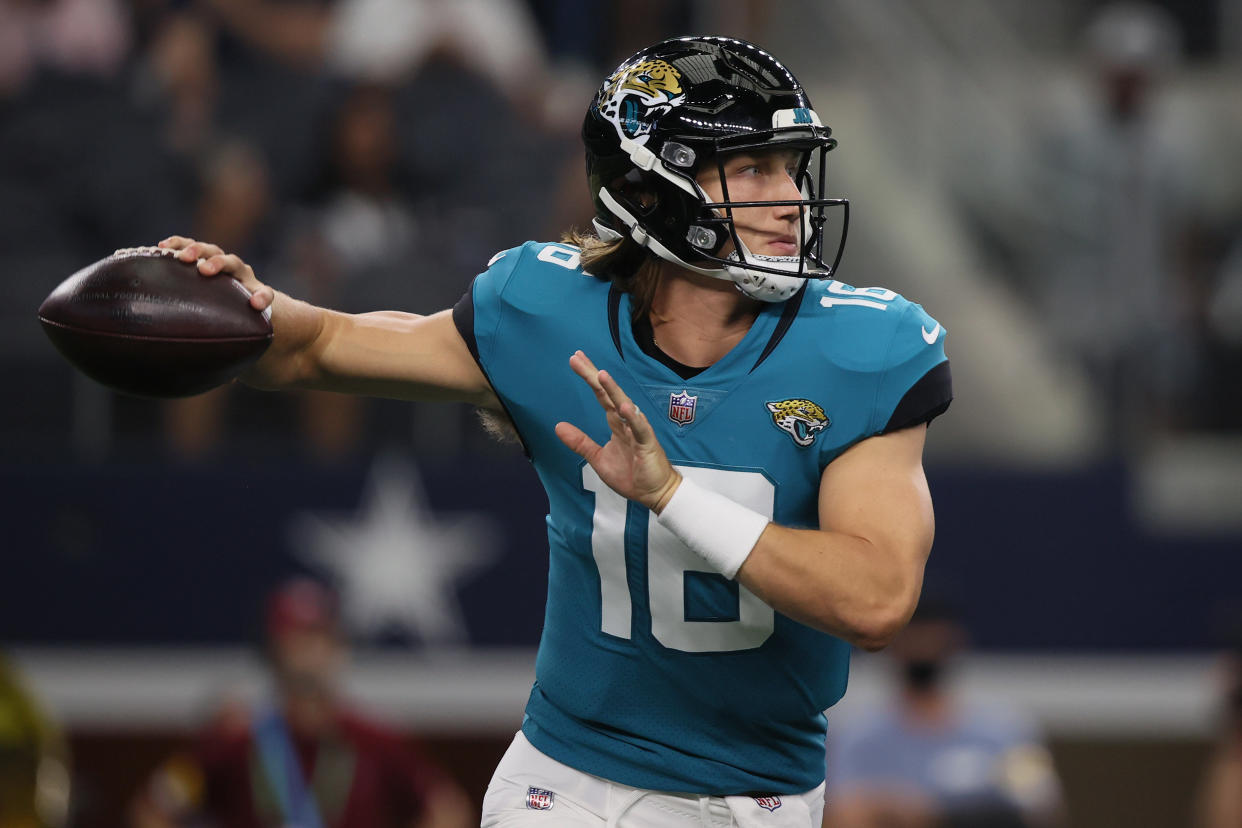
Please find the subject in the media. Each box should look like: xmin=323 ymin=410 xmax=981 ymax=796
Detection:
xmin=37 ymin=246 xmax=273 ymax=398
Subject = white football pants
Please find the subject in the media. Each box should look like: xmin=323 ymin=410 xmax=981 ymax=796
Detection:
xmin=481 ymin=732 xmax=825 ymax=828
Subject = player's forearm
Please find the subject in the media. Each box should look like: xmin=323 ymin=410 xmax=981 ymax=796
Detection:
xmin=736 ymin=524 xmax=927 ymax=650
xmin=289 ymin=308 xmax=497 ymax=405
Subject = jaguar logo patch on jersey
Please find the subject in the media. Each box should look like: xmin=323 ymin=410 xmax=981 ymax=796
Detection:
xmin=752 ymin=796 xmax=782 ymax=812
xmin=668 ymin=389 xmax=698 ymax=426
xmin=598 ymin=59 xmax=684 ymax=143
xmin=526 ymin=787 xmax=555 ymax=810
xmin=765 ymin=398 xmax=830 ymax=447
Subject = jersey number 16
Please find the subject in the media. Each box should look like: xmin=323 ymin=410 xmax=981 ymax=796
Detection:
xmin=583 ymin=464 xmax=776 ymax=653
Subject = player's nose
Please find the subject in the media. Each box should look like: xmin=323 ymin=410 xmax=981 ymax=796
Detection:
xmin=772 ymin=174 xmax=802 ymax=221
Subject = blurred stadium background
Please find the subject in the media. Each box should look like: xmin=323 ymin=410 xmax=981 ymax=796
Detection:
xmin=2 ymin=0 xmax=1242 ymax=825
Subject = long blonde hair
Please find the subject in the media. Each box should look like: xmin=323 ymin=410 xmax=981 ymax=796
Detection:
xmin=561 ymin=227 xmax=662 ymax=320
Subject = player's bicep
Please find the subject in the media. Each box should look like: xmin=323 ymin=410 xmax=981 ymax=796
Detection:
xmin=309 ymin=308 xmax=498 ymax=406
xmin=818 ymin=426 xmax=935 ymax=581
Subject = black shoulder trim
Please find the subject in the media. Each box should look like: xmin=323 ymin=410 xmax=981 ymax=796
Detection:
xmin=451 ymin=282 xmax=532 ymax=458
xmin=608 ymin=284 xmax=624 ymax=360
xmin=883 ymin=360 xmax=953 ymax=433
xmin=751 ymin=283 xmax=808 ymax=373
xmin=452 ymin=288 xmax=480 ymax=362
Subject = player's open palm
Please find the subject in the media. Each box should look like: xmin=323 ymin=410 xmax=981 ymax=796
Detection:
xmin=556 ymin=351 xmax=682 ymax=514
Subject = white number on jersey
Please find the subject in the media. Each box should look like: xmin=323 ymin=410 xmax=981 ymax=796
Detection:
xmin=583 ymin=465 xmax=775 ymax=653
xmin=819 ymin=281 xmax=897 ymax=310
xmin=536 ymin=244 xmax=581 ymax=270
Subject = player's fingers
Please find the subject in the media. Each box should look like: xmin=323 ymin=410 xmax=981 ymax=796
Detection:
xmin=617 ymin=399 xmax=658 ymax=447
xmin=554 ymin=421 xmax=601 ymax=461
xmin=158 ymin=236 xmax=193 ymax=251
xmin=200 ymin=253 xmax=257 ymax=285
xmin=597 ymin=370 xmax=639 ymax=419
xmin=177 ymin=241 xmax=223 ymax=264
xmin=567 ymin=351 xmax=603 ymax=387
xmin=570 ymin=349 xmax=600 ymax=375
xmin=568 ymin=351 xmax=616 ymax=412
xmin=199 ymin=252 xmax=245 ymax=275
xmin=249 ymin=285 xmax=276 ymax=311
xmin=603 ymin=404 xmax=635 ymax=441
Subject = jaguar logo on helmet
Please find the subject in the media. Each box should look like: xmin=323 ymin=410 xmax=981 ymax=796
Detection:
xmin=598 ymin=59 xmax=685 ymax=144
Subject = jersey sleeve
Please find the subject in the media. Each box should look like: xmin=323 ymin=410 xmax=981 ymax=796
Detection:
xmin=452 ymin=244 xmax=528 ymax=383
xmin=872 ymin=302 xmax=952 ymax=434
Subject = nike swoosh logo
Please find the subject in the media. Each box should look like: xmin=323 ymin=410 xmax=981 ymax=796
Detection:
xmin=921 ymin=323 xmax=941 ymax=345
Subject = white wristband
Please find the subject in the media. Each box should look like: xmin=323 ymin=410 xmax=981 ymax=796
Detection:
xmin=655 ymin=476 xmax=769 ymax=579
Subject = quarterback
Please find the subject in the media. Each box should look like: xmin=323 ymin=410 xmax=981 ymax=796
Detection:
xmin=161 ymin=36 xmax=951 ymax=828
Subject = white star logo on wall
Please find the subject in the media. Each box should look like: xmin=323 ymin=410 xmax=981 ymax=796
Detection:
xmin=289 ymin=455 xmax=499 ymax=646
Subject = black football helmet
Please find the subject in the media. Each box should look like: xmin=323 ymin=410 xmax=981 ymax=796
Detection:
xmin=583 ymin=36 xmax=849 ymax=301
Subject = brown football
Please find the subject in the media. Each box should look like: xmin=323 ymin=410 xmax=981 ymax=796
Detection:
xmin=37 ymin=247 xmax=273 ymax=398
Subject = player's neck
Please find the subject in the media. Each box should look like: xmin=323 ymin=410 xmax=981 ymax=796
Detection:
xmin=648 ymin=266 xmax=761 ymax=368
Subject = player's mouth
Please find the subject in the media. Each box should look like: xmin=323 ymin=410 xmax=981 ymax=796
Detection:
xmin=765 ymin=235 xmax=799 ymax=257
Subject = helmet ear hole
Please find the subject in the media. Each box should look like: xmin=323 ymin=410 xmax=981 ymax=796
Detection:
xmin=612 ymin=174 xmax=657 ymax=211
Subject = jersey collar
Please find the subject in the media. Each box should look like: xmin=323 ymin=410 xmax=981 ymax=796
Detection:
xmin=606 ymin=283 xmax=807 ymax=382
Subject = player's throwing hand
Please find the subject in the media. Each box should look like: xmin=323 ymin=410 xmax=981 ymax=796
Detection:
xmin=158 ymin=236 xmax=276 ymax=312
xmin=555 ymin=350 xmax=682 ymax=514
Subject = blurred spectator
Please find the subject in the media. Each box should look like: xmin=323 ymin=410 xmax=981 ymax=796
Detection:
xmin=825 ymin=598 xmax=1064 ymax=828
xmin=953 ymin=2 xmax=1213 ymax=445
xmin=287 ymin=84 xmax=418 ymax=311
xmin=0 ymin=0 xmax=186 ymax=367
xmin=1195 ymin=628 xmax=1242 ymax=827
xmin=276 ymin=82 xmax=421 ymax=461
xmin=199 ymin=0 xmax=585 ymax=131
xmin=0 ymin=0 xmax=130 ymax=96
xmin=130 ymin=578 xmax=472 ymax=828
xmin=1028 ymin=2 xmax=1202 ymax=442
xmin=1192 ymin=234 xmax=1242 ymax=430
xmin=131 ymin=10 xmax=220 ymax=160
xmin=0 ymin=653 xmax=71 ymax=828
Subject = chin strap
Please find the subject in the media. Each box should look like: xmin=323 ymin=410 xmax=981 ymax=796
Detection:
xmin=722 ymin=241 xmax=814 ymax=302
xmin=591 ymin=218 xmax=624 ymax=242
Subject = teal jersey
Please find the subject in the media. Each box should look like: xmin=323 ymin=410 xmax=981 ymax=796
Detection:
xmin=453 ymin=241 xmax=951 ymax=794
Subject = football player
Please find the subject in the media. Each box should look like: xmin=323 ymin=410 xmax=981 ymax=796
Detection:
xmin=160 ymin=36 xmax=952 ymax=827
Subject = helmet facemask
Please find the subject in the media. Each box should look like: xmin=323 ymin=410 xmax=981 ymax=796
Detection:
xmin=596 ymin=126 xmax=849 ymax=303
xmin=686 ymin=128 xmax=849 ymax=301
xmin=583 ymin=37 xmax=851 ymax=301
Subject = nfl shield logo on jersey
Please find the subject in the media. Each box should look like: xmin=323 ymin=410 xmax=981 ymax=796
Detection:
xmin=752 ymin=795 xmax=782 ymax=812
xmin=668 ymin=389 xmax=698 ymax=426
xmin=526 ymin=787 xmax=555 ymax=810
